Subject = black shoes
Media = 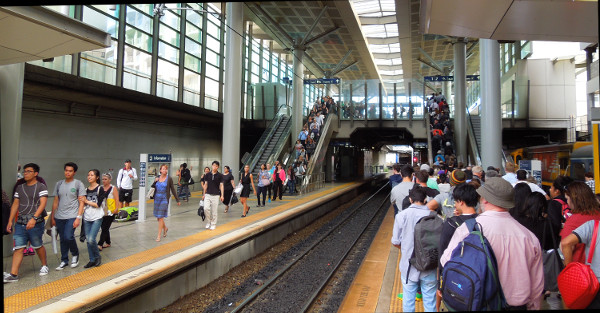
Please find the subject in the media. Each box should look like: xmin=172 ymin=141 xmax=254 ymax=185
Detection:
xmin=84 ymin=262 xmax=95 ymax=268
xmin=79 ymin=236 xmax=86 ymax=243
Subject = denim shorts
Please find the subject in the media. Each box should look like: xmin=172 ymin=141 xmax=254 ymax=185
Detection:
xmin=13 ymin=221 xmax=45 ymax=250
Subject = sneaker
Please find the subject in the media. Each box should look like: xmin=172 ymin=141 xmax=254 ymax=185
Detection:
xmin=28 ymin=247 xmax=35 ymax=255
xmin=205 ymin=223 xmax=210 ymax=229
xmin=71 ymin=255 xmax=79 ymax=268
xmin=56 ymin=261 xmax=68 ymax=270
xmin=268 ymin=199 xmax=271 ymax=203
xmin=39 ymin=265 xmax=49 ymax=276
xmin=210 ymin=225 xmax=216 ymax=230
xmin=4 ymin=274 xmax=18 ymax=283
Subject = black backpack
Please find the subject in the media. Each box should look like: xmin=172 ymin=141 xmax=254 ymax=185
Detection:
xmin=409 ymin=211 xmax=444 ymax=272
xmin=181 ymin=168 xmax=191 ymax=184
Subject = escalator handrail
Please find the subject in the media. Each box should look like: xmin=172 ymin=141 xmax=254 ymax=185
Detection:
xmin=466 ymin=109 xmax=482 ymax=166
xmin=246 ymin=114 xmax=285 ymax=173
xmin=265 ymin=119 xmax=292 ymax=168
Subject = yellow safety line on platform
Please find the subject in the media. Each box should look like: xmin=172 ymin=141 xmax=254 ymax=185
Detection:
xmin=389 ymin=248 xmax=424 ymax=312
xmin=4 ymin=182 xmax=357 ymax=313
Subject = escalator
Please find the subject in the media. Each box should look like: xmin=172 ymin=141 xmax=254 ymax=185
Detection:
xmin=245 ymin=114 xmax=292 ymax=177
xmin=300 ymin=113 xmax=338 ymax=193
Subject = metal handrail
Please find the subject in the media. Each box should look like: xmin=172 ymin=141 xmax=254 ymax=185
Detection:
xmin=265 ymin=118 xmax=292 ymax=167
xmin=246 ymin=114 xmax=285 ymax=173
xmin=466 ymin=109 xmax=482 ymax=166
xmin=300 ymin=113 xmax=338 ymax=194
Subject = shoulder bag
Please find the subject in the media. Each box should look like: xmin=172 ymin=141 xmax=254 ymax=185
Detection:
xmin=146 ymin=180 xmax=157 ymax=199
xmin=542 ymin=218 xmax=564 ymax=292
xmin=557 ymin=220 xmax=599 ymax=309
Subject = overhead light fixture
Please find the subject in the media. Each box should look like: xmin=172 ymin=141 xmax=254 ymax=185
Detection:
xmin=108 ymin=5 xmax=116 ymax=11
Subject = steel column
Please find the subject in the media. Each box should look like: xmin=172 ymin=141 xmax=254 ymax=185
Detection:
xmin=479 ymin=39 xmax=502 ymax=169
xmin=453 ymin=39 xmax=467 ymax=164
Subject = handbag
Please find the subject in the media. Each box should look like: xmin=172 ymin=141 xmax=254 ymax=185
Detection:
xmin=197 ymin=200 xmax=205 ymax=221
xmin=260 ymin=178 xmax=270 ymax=186
xmin=557 ymin=220 xmax=600 ymax=309
xmin=189 ymin=177 xmax=195 ymax=185
xmin=234 ymin=183 xmax=243 ymax=195
xmin=542 ymin=218 xmax=564 ymax=292
xmin=146 ymin=181 xmax=156 ymax=199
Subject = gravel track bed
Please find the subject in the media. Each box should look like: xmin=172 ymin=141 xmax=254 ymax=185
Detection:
xmin=242 ymin=190 xmax=389 ymax=313
xmin=155 ymin=194 xmax=364 ymax=313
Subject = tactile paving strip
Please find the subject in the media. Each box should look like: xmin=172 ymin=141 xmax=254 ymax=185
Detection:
xmin=4 ymin=183 xmax=357 ymax=313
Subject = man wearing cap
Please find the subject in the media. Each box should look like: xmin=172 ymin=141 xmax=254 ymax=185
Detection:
xmin=117 ymin=159 xmax=138 ymax=208
xmin=427 ymin=169 xmax=466 ymax=218
xmin=440 ymin=177 xmax=544 ymax=310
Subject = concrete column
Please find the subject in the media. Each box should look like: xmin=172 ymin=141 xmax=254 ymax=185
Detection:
xmin=292 ymin=47 xmax=304 ymax=142
xmin=480 ymin=39 xmax=502 ymax=169
xmin=1 ymin=63 xmax=25 ymax=257
xmin=443 ymin=67 xmax=452 ymax=104
xmin=453 ymin=39 xmax=467 ymax=164
xmin=222 ymin=2 xmax=243 ymax=180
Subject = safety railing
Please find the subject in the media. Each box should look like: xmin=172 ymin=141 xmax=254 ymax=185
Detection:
xmin=466 ymin=109 xmax=482 ymax=166
xmin=300 ymin=172 xmax=325 ymax=195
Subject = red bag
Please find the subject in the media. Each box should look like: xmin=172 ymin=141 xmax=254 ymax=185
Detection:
xmin=557 ymin=220 xmax=599 ymax=309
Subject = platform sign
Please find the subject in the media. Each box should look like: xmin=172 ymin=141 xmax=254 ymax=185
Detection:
xmin=424 ymin=75 xmax=480 ymax=82
xmin=148 ymin=154 xmax=171 ymax=162
xmin=304 ymin=78 xmax=341 ymax=85
xmin=518 ymin=160 xmax=542 ymax=186
xmin=139 ymin=162 xmax=146 ymax=187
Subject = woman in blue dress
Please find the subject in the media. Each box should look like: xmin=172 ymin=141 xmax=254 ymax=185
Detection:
xmin=152 ymin=164 xmax=180 ymax=242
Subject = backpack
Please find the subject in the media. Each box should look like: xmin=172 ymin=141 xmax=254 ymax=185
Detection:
xmin=554 ymin=198 xmax=571 ymax=223
xmin=181 ymin=168 xmax=191 ymax=185
xmin=409 ymin=211 xmax=444 ymax=272
xmin=441 ymin=219 xmax=507 ymax=311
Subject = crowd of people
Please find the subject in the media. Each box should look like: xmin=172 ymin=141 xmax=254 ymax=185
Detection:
xmin=389 ymin=160 xmax=600 ymax=311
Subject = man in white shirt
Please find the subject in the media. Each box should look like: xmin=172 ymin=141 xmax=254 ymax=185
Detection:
xmin=513 ymin=169 xmax=550 ymax=200
xmin=502 ymin=162 xmax=518 ymax=185
xmin=117 ymin=159 xmax=138 ymax=207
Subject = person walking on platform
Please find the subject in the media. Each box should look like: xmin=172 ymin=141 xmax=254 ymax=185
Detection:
xmin=285 ymin=165 xmax=296 ymax=195
xmin=389 ymin=163 xmax=402 ymax=189
xmin=221 ymin=166 xmax=235 ymax=213
xmin=116 ymin=159 xmax=137 ymax=208
xmin=391 ymin=186 xmax=437 ymax=312
xmin=152 ymin=164 xmax=180 ymax=241
xmin=51 ymin=162 xmax=86 ymax=270
xmin=98 ymin=173 xmax=119 ymax=250
xmin=240 ymin=165 xmax=256 ymax=217
xmin=257 ymin=164 xmax=269 ymax=207
xmin=82 ymin=169 xmax=105 ymax=268
xmin=267 ymin=163 xmax=275 ymax=202
xmin=272 ymin=163 xmax=286 ymax=201
xmin=4 ymin=163 xmax=49 ymax=282
xmin=440 ymin=178 xmax=544 ymax=310
xmin=202 ymin=161 xmax=224 ymax=230
xmin=178 ymin=163 xmax=192 ymax=202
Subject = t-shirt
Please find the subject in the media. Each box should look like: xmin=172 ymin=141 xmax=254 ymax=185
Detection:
xmin=83 ymin=186 xmax=104 ymax=222
xmin=438 ymin=214 xmax=478 ymax=266
xmin=53 ymin=179 xmax=86 ymax=219
xmin=573 ymin=220 xmax=600 ymax=281
xmin=13 ymin=182 xmax=48 ymax=216
xmin=389 ymin=174 xmax=402 ymax=189
xmin=222 ymin=173 xmax=234 ymax=190
xmin=390 ymin=181 xmax=414 ymax=208
xmin=204 ymin=172 xmax=223 ymax=196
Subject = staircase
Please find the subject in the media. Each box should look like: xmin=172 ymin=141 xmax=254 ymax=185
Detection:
xmin=470 ymin=115 xmax=481 ymax=152
xmin=248 ymin=115 xmax=291 ymax=177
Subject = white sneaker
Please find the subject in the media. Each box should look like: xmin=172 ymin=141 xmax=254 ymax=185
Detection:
xmin=39 ymin=265 xmax=49 ymax=276
xmin=210 ymin=225 xmax=216 ymax=230
xmin=71 ymin=255 xmax=79 ymax=268
xmin=205 ymin=223 xmax=210 ymax=229
xmin=56 ymin=261 xmax=68 ymax=270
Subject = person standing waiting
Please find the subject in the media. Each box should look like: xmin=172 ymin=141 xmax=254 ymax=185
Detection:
xmin=98 ymin=173 xmax=119 ymax=250
xmin=82 ymin=169 xmax=104 ymax=268
xmin=240 ymin=165 xmax=256 ymax=217
xmin=4 ymin=163 xmax=49 ymax=282
xmin=272 ymin=163 xmax=286 ymax=201
xmin=51 ymin=162 xmax=86 ymax=270
xmin=202 ymin=161 xmax=224 ymax=230
xmin=152 ymin=164 xmax=180 ymax=241
xmin=257 ymin=164 xmax=269 ymax=207
xmin=266 ymin=163 xmax=275 ymax=203
xmin=117 ymin=159 xmax=137 ymax=208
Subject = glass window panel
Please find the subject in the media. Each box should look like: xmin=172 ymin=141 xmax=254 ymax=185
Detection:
xmin=206 ymin=63 xmax=220 ymax=80
xmin=158 ymin=41 xmax=179 ymax=63
xmin=83 ymin=6 xmax=118 ymax=38
xmin=206 ymin=48 xmax=219 ymax=66
xmin=204 ymin=78 xmax=220 ymax=99
xmin=206 ymin=35 xmax=220 ymax=52
xmin=123 ymin=45 xmax=152 ymax=75
xmin=184 ymin=90 xmax=200 ymax=106
xmin=80 ymin=39 xmax=118 ymax=84
xmin=252 ymin=52 xmax=261 ymax=65
xmin=28 ymin=55 xmax=72 ymax=74
xmin=44 ymin=5 xmax=74 ymax=17
xmin=184 ymin=69 xmax=200 ymax=92
xmin=205 ymin=96 xmax=219 ymax=111
xmin=207 ymin=18 xmax=220 ymax=39
xmin=157 ymin=59 xmax=179 ymax=100
xmin=162 ymin=9 xmax=180 ymax=30
xmin=91 ymin=5 xmax=119 ymax=18
xmin=123 ymin=71 xmax=151 ymax=93
xmin=185 ymin=23 xmax=202 ymax=42
xmin=251 ymin=74 xmax=260 ymax=84
xmin=126 ymin=6 xmax=153 ymax=33
xmin=132 ymin=4 xmax=153 ymax=15
xmin=159 ymin=24 xmax=179 ymax=47
xmin=184 ymin=53 xmax=201 ymax=72
xmin=125 ymin=26 xmax=152 ymax=51
xmin=186 ymin=8 xmax=202 ymax=25
xmin=262 ymin=71 xmax=269 ymax=82
xmin=185 ymin=38 xmax=201 ymax=55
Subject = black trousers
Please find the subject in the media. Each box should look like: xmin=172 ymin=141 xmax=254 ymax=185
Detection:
xmin=272 ymin=181 xmax=283 ymax=200
xmin=267 ymin=183 xmax=272 ymax=199
xmin=98 ymin=215 xmax=115 ymax=246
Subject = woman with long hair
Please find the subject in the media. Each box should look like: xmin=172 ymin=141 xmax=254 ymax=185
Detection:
xmin=256 ymin=164 xmax=269 ymax=207
xmin=559 ymin=182 xmax=600 ymax=259
xmin=240 ymin=165 xmax=256 ymax=217
xmin=97 ymin=173 xmax=120 ymax=251
xmin=152 ymin=164 xmax=180 ymax=242
xmin=272 ymin=163 xmax=286 ymax=201
xmin=221 ymin=166 xmax=235 ymax=213
xmin=510 ymin=183 xmax=532 ymax=219
xmin=82 ymin=169 xmax=104 ymax=268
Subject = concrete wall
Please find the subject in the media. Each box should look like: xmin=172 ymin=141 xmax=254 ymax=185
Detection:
xmin=18 ymin=109 xmax=222 ymax=211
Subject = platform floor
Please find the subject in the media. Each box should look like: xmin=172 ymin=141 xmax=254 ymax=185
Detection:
xmin=3 ymin=181 xmax=358 ymax=313
xmin=340 ymin=206 xmax=567 ymax=312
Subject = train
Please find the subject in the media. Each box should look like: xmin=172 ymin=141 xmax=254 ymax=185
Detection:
xmin=508 ymin=141 xmax=594 ymax=189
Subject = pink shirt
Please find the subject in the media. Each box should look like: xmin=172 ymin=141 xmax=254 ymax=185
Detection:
xmin=440 ymin=210 xmax=544 ymax=310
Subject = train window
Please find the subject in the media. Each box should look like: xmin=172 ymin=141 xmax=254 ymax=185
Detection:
xmin=559 ymin=158 xmax=569 ymax=170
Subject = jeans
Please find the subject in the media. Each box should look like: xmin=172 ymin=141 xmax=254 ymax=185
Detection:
xmin=402 ymin=270 xmax=437 ymax=312
xmin=257 ymin=186 xmax=267 ymax=205
xmin=13 ymin=222 xmax=45 ymax=249
xmin=179 ymin=184 xmax=190 ymax=199
xmin=84 ymin=219 xmax=103 ymax=262
xmin=286 ymin=179 xmax=295 ymax=194
xmin=55 ymin=218 xmax=79 ymax=263
xmin=98 ymin=215 xmax=115 ymax=246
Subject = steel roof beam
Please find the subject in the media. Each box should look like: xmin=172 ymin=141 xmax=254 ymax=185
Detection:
xmin=332 ymin=60 xmax=360 ymax=76
xmin=366 ymin=36 xmax=400 ymax=45
xmin=252 ymin=3 xmax=294 ymax=46
xmin=304 ymin=26 xmax=340 ymax=47
xmin=330 ymin=49 xmax=353 ymax=76
xmin=299 ymin=5 xmax=328 ymax=47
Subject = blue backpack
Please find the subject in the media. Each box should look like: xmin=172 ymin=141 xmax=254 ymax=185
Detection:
xmin=441 ymin=219 xmax=507 ymax=311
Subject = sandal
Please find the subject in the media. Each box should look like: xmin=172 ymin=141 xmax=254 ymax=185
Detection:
xmin=102 ymin=244 xmax=111 ymax=248
xmin=164 ymin=228 xmax=168 ymax=237
xmin=224 ymin=206 xmax=229 ymax=213
xmin=155 ymin=237 xmax=161 ymax=242
xmin=98 ymin=245 xmax=103 ymax=251
xmin=241 ymin=215 xmax=246 ymax=218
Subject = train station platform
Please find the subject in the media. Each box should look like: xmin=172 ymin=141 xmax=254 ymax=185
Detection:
xmin=3 ymin=177 xmax=383 ymax=313
xmin=340 ymin=206 xmax=567 ymax=312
